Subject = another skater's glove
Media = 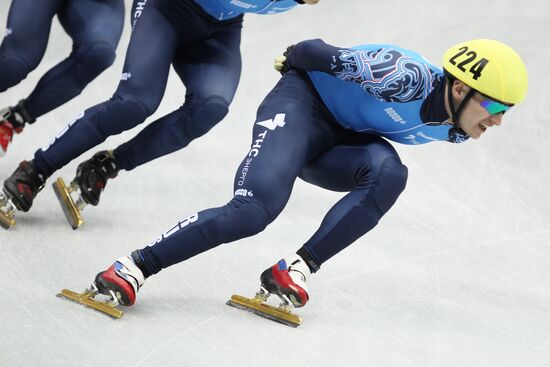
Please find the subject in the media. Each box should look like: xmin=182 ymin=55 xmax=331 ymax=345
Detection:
xmin=274 ymin=45 xmax=295 ymax=74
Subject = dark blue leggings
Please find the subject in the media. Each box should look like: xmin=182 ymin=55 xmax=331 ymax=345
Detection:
xmin=139 ymin=71 xmax=408 ymax=275
xmin=0 ymin=0 xmax=124 ymax=120
xmin=33 ymin=0 xmax=243 ymax=177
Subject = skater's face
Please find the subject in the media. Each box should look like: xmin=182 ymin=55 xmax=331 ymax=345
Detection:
xmin=448 ymin=81 xmax=507 ymax=139
xmin=302 ymin=0 xmax=320 ymax=4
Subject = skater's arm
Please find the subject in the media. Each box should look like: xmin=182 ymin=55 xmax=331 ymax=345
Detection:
xmin=280 ymin=39 xmax=389 ymax=87
xmin=279 ymin=39 xmax=348 ymax=75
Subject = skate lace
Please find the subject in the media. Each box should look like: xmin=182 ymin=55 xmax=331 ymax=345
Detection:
xmin=289 ymin=269 xmax=307 ymax=286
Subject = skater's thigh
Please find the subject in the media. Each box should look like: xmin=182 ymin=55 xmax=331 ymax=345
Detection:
xmin=300 ymin=134 xmax=402 ymax=192
xmin=233 ymin=74 xmax=340 ymax=210
xmin=57 ymin=0 xmax=124 ymax=48
xmin=0 ymin=0 xmax=62 ymax=66
xmin=173 ymin=25 xmax=242 ymax=103
xmin=110 ymin=3 xmax=178 ymax=112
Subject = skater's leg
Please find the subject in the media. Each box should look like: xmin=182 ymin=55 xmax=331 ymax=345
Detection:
xmin=0 ymin=0 xmax=62 ymax=156
xmin=130 ymin=0 xmax=149 ymax=28
xmin=256 ymin=136 xmax=407 ymax=307
xmin=135 ymin=72 xmax=343 ymax=276
xmin=113 ymin=21 xmax=242 ymax=171
xmin=21 ymin=0 xmax=124 ymax=120
xmin=297 ymin=135 xmax=408 ymax=271
xmin=0 ymin=0 xmax=62 ymax=92
xmin=31 ymin=2 xmax=178 ymax=179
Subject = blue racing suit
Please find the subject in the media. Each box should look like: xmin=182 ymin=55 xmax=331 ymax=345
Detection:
xmin=134 ymin=39 xmax=460 ymax=277
xmin=194 ymin=0 xmax=300 ymax=20
xmin=289 ymin=39 xmax=469 ymax=144
xmin=0 ymin=0 xmax=124 ymax=121
xmin=32 ymin=0 xmax=303 ymax=177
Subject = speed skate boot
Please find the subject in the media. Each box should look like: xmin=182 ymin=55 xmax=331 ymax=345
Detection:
xmin=0 ymin=160 xmax=45 ymax=229
xmin=53 ymin=150 xmax=119 ymax=229
xmin=57 ymin=252 xmax=145 ymax=319
xmin=0 ymin=107 xmax=25 ymax=157
xmin=0 ymin=100 xmax=34 ymax=157
xmin=227 ymin=254 xmax=310 ymax=327
xmin=260 ymin=253 xmax=310 ymax=308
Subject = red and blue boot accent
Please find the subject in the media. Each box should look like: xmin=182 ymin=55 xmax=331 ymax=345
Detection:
xmin=260 ymin=254 xmax=310 ymax=308
xmin=0 ymin=101 xmax=32 ymax=157
xmin=94 ymin=255 xmax=145 ymax=306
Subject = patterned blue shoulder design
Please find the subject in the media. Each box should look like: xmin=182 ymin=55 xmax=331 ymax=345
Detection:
xmin=334 ymin=47 xmax=437 ymax=103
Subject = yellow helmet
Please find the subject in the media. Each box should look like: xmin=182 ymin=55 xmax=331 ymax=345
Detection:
xmin=442 ymin=39 xmax=528 ymax=104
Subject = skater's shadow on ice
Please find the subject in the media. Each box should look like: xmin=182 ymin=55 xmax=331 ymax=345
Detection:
xmin=128 ymin=294 xmax=225 ymax=320
xmin=11 ymin=213 xmax=61 ymax=228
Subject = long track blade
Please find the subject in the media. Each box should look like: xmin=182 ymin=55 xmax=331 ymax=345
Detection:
xmin=226 ymin=294 xmax=302 ymax=327
xmin=52 ymin=177 xmax=83 ymax=230
xmin=57 ymin=288 xmax=123 ymax=319
xmin=0 ymin=210 xmax=15 ymax=230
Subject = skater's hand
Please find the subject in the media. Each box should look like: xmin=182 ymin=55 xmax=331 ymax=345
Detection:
xmin=274 ymin=55 xmax=287 ymax=73
xmin=274 ymin=45 xmax=295 ymax=74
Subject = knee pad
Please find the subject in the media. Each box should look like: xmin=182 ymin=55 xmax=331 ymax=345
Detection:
xmin=374 ymin=157 xmax=408 ymax=213
xmin=219 ymin=197 xmax=272 ymax=241
xmin=74 ymin=41 xmax=116 ymax=85
xmin=0 ymin=53 xmax=32 ymax=92
xmin=92 ymin=96 xmax=150 ymax=137
xmin=183 ymin=95 xmax=229 ymax=140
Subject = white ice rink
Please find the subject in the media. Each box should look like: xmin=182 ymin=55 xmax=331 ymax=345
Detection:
xmin=1 ymin=1 xmax=549 ymax=366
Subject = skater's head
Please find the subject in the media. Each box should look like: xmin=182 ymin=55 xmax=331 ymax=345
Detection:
xmin=441 ymin=39 xmax=528 ymax=139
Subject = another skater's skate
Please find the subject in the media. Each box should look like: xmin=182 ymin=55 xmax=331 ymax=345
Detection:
xmin=53 ymin=150 xmax=119 ymax=229
xmin=0 ymin=160 xmax=45 ymax=229
xmin=57 ymin=254 xmax=145 ymax=319
xmin=0 ymin=102 xmax=31 ymax=157
xmin=227 ymin=254 xmax=310 ymax=327
xmin=0 ymin=191 xmax=16 ymax=229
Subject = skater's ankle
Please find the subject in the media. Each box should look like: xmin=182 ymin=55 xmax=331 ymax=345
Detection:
xmin=131 ymin=250 xmax=152 ymax=278
xmin=296 ymin=246 xmax=320 ymax=273
xmin=111 ymin=148 xmax=129 ymax=171
xmin=28 ymin=159 xmax=47 ymax=183
xmin=12 ymin=100 xmax=35 ymax=125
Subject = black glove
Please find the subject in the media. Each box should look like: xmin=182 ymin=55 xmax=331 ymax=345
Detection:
xmin=273 ymin=45 xmax=295 ymax=74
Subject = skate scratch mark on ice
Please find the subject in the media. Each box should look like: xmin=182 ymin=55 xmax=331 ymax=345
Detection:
xmin=135 ymin=311 xmax=230 ymax=366
xmin=319 ymin=229 xmax=550 ymax=292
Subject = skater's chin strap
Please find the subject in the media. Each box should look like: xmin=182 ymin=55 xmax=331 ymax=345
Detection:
xmin=445 ymin=71 xmax=473 ymax=138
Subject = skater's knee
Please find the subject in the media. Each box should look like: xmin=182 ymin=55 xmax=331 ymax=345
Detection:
xmin=74 ymin=41 xmax=116 ymax=84
xmin=92 ymin=96 xmax=150 ymax=136
xmin=225 ymin=197 xmax=273 ymax=238
xmin=200 ymin=95 xmax=230 ymax=119
xmin=374 ymin=157 xmax=408 ymax=212
xmin=113 ymin=83 xmax=162 ymax=118
xmin=183 ymin=95 xmax=229 ymax=140
xmin=240 ymin=198 xmax=272 ymax=235
xmin=78 ymin=41 xmax=116 ymax=71
xmin=0 ymin=53 xmax=32 ymax=91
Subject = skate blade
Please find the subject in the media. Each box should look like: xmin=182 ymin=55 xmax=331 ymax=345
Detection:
xmin=226 ymin=294 xmax=303 ymax=328
xmin=0 ymin=210 xmax=15 ymax=230
xmin=57 ymin=288 xmax=123 ymax=319
xmin=52 ymin=177 xmax=83 ymax=230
